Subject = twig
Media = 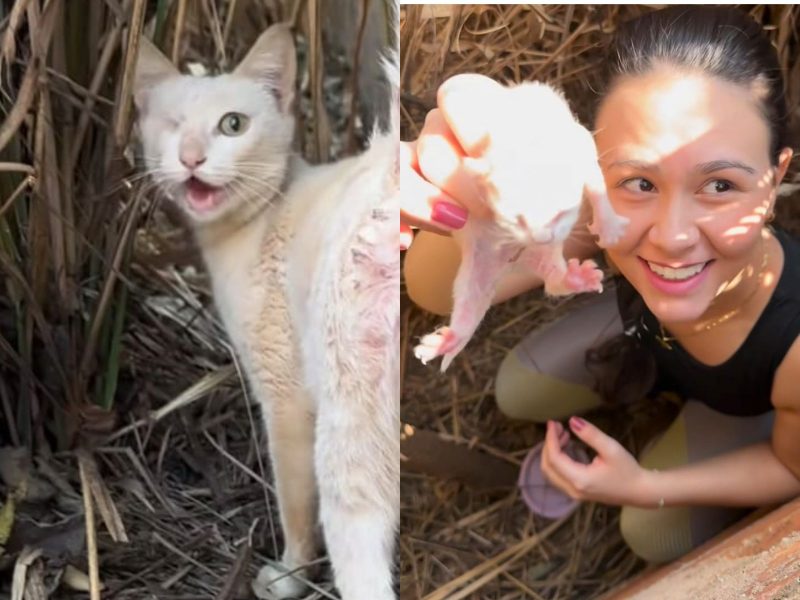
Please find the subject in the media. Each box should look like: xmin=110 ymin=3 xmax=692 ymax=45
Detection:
xmin=78 ymin=452 xmax=102 ymax=600
xmin=423 ymin=516 xmax=568 ymax=600
xmin=172 ymin=0 xmax=188 ymax=64
xmin=113 ymin=0 xmax=147 ymax=147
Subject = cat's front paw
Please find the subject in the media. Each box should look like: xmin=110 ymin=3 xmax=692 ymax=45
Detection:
xmin=413 ymin=326 xmax=467 ymax=371
xmin=252 ymin=564 xmax=307 ymax=600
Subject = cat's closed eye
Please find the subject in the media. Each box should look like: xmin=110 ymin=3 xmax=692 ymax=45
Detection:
xmin=218 ymin=112 xmax=250 ymax=136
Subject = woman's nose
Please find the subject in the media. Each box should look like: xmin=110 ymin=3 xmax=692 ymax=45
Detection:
xmin=647 ymin=194 xmax=700 ymax=252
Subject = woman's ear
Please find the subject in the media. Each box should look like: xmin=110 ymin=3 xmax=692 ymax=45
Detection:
xmin=774 ymin=146 xmax=794 ymax=186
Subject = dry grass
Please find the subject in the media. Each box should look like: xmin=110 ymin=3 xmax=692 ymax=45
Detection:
xmin=0 ymin=0 xmax=392 ymax=598
xmin=400 ymin=5 xmax=800 ymax=599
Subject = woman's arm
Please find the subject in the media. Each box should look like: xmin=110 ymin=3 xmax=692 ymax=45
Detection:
xmin=542 ymin=336 xmax=800 ymax=509
xmin=639 ymin=438 xmax=800 ymax=508
xmin=640 ymin=336 xmax=800 ymax=507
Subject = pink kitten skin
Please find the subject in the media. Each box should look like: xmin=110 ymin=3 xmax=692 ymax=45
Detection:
xmin=414 ymin=76 xmax=628 ymax=371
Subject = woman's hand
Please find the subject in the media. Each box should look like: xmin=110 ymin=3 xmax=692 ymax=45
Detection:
xmin=400 ymin=138 xmax=467 ymax=248
xmin=541 ymin=417 xmax=656 ymax=507
xmin=400 ymin=74 xmax=505 ymax=249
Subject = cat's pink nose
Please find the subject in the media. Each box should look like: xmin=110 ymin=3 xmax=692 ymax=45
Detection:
xmin=180 ymin=154 xmax=206 ymax=169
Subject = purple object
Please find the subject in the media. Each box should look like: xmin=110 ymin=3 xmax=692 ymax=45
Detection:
xmin=518 ymin=439 xmax=590 ymax=519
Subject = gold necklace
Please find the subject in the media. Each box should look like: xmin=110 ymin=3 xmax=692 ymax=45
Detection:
xmin=652 ymin=250 xmax=769 ymax=351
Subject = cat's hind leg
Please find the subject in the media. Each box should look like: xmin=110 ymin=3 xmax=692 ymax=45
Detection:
xmin=310 ymin=210 xmax=399 ymax=600
xmin=315 ymin=387 xmax=398 ymax=600
xmin=252 ymin=389 xmax=319 ymax=600
xmin=253 ymin=390 xmax=317 ymax=599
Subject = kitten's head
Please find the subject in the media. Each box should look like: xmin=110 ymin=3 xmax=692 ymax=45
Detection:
xmin=133 ymin=25 xmax=295 ymax=225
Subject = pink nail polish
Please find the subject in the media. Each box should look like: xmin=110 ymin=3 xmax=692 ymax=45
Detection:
xmin=431 ymin=201 xmax=467 ymax=230
xmin=570 ymin=417 xmax=586 ymax=432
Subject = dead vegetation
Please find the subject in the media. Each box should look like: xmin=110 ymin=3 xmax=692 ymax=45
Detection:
xmin=400 ymin=5 xmax=800 ymax=599
xmin=0 ymin=0 xmax=392 ymax=598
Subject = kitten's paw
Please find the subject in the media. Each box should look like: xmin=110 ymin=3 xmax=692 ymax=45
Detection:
xmin=565 ymin=258 xmax=603 ymax=293
xmin=414 ymin=327 xmax=467 ymax=371
xmin=252 ymin=564 xmax=306 ymax=600
xmin=545 ymin=259 xmax=603 ymax=296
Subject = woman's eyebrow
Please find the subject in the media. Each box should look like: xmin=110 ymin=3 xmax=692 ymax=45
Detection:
xmin=696 ymin=160 xmax=756 ymax=174
xmin=606 ymin=159 xmax=757 ymax=175
xmin=607 ymin=159 xmax=659 ymax=171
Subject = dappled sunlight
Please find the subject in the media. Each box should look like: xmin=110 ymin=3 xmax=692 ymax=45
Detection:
xmin=646 ymin=77 xmax=717 ymax=159
xmin=715 ymin=267 xmax=746 ymax=296
xmin=723 ymin=225 xmax=752 ymax=238
xmin=721 ymin=198 xmax=773 ymax=240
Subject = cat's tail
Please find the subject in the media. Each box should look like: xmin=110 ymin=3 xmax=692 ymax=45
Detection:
xmin=373 ymin=0 xmax=398 ymax=143
xmin=381 ymin=51 xmax=399 ymax=139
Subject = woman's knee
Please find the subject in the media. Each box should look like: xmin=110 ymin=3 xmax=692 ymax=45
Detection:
xmin=619 ymin=505 xmax=694 ymax=564
xmin=495 ymin=348 xmax=602 ymax=422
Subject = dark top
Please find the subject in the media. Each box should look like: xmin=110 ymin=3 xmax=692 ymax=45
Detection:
xmin=616 ymin=227 xmax=800 ymax=416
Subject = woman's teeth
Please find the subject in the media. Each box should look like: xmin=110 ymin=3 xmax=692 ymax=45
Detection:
xmin=646 ymin=261 xmax=707 ymax=281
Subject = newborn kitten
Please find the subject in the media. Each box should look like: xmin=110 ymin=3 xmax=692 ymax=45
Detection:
xmin=414 ymin=75 xmax=628 ymax=371
xmin=134 ymin=26 xmax=398 ymax=600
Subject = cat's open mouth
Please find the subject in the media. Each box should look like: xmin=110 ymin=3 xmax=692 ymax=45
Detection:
xmin=184 ymin=177 xmax=224 ymax=213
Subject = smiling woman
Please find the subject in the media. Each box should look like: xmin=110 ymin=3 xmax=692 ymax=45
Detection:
xmin=402 ymin=4 xmax=800 ymax=567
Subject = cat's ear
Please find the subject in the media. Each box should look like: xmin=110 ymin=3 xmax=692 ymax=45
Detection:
xmin=134 ymin=37 xmax=179 ymax=111
xmin=234 ymin=24 xmax=296 ymax=114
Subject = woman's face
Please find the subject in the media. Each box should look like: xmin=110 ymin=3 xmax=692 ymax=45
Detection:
xmin=596 ymin=67 xmax=792 ymax=324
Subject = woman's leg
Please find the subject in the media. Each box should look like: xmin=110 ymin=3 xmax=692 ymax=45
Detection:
xmin=620 ymin=401 xmax=774 ymax=563
xmin=495 ymin=287 xmax=622 ymax=422
xmin=403 ymin=232 xmax=462 ymax=316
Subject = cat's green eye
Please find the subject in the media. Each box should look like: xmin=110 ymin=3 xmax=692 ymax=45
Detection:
xmin=219 ymin=112 xmax=249 ymax=136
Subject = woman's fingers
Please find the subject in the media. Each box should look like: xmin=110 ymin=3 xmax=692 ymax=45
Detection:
xmin=568 ymin=416 xmax=623 ymax=459
xmin=544 ymin=421 xmax=592 ymax=494
xmin=416 ymin=109 xmax=492 ymax=220
xmin=402 ymin=75 xmax=507 ymax=230
xmin=437 ymin=73 xmax=503 ymax=156
xmin=400 ymin=139 xmax=468 ymax=234
xmin=400 ymin=222 xmax=414 ymax=252
xmin=541 ymin=421 xmax=580 ymax=497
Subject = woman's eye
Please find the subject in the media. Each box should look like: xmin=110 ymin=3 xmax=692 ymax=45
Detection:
xmin=700 ymin=179 xmax=734 ymax=194
xmin=218 ymin=112 xmax=250 ymax=136
xmin=621 ymin=177 xmax=656 ymax=193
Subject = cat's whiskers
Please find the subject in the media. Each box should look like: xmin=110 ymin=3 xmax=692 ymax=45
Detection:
xmin=227 ymin=178 xmax=274 ymax=212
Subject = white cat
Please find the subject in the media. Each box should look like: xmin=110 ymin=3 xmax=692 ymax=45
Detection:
xmin=134 ymin=24 xmax=398 ymax=600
